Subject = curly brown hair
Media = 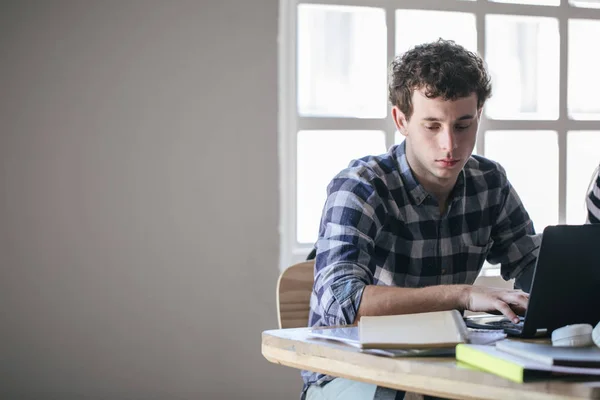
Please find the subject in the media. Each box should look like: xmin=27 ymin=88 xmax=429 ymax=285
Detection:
xmin=388 ymin=39 xmax=492 ymax=120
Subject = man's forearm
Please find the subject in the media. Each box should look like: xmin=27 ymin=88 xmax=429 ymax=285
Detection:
xmin=355 ymin=284 xmax=469 ymax=322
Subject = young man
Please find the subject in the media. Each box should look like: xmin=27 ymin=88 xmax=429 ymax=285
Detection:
xmin=587 ymin=166 xmax=600 ymax=223
xmin=302 ymin=40 xmax=541 ymax=400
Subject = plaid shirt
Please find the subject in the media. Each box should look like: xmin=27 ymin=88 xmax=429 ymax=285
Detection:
xmin=301 ymin=142 xmax=541 ymax=394
xmin=587 ymin=166 xmax=600 ymax=223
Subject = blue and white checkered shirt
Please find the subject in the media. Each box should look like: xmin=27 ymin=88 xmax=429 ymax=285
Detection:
xmin=301 ymin=142 xmax=541 ymax=393
xmin=587 ymin=166 xmax=600 ymax=223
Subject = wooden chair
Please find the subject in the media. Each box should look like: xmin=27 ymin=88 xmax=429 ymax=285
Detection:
xmin=275 ymin=261 xmax=425 ymax=399
xmin=276 ymin=260 xmax=314 ymax=329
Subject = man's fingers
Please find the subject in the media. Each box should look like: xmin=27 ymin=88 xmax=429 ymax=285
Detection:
xmin=502 ymin=291 xmax=529 ymax=311
xmin=494 ymin=300 xmax=519 ymax=323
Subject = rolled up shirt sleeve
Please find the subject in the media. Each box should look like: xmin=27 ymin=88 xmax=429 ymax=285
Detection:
xmin=313 ymin=171 xmax=387 ymax=326
xmin=587 ymin=166 xmax=600 ymax=224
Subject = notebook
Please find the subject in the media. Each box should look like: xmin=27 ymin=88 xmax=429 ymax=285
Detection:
xmin=496 ymin=340 xmax=600 ymax=368
xmin=456 ymin=344 xmax=600 ymax=383
xmin=306 ymin=326 xmax=457 ymax=357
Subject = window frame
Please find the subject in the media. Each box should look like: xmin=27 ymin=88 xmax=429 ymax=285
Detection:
xmin=278 ymin=0 xmax=600 ymax=270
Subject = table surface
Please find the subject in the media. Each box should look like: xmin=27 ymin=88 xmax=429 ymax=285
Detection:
xmin=262 ymin=327 xmax=600 ymax=400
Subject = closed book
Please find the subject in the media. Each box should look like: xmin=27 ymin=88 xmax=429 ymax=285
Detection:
xmin=456 ymin=344 xmax=600 ymax=383
xmin=496 ymin=340 xmax=600 ymax=368
xmin=357 ymin=310 xmax=468 ymax=349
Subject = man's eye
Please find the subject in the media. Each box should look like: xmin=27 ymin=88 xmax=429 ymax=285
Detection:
xmin=455 ymin=125 xmax=470 ymax=131
xmin=425 ymin=125 xmax=438 ymax=131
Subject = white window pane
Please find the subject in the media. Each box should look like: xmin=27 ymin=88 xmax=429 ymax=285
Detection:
xmin=297 ymin=131 xmax=386 ymax=244
xmin=569 ymin=0 xmax=600 ymax=8
xmin=479 ymin=265 xmax=502 ymax=276
xmin=489 ymin=0 xmax=559 ymax=5
xmin=297 ymin=5 xmax=387 ymax=118
xmin=396 ymin=10 xmax=477 ymax=55
xmin=484 ymin=131 xmax=559 ymax=231
xmin=485 ymin=15 xmax=559 ymax=120
xmin=567 ymin=132 xmax=600 ymax=224
xmin=569 ymin=20 xmax=600 ymax=120
xmin=394 ymin=131 xmax=405 ymax=145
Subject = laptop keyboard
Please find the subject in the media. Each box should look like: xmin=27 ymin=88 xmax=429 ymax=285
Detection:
xmin=485 ymin=317 xmax=524 ymax=330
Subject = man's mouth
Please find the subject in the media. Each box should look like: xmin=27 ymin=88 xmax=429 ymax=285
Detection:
xmin=436 ymin=159 xmax=460 ymax=168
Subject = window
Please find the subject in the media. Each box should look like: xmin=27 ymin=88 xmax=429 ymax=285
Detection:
xmin=278 ymin=0 xmax=600 ymax=271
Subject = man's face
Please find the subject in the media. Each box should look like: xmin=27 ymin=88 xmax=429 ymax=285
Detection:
xmin=393 ymin=89 xmax=481 ymax=190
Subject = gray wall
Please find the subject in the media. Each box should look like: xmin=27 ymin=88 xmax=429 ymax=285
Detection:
xmin=0 ymin=1 xmax=300 ymax=398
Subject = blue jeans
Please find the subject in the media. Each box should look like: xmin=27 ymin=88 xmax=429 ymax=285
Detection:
xmin=306 ymin=378 xmax=446 ymax=400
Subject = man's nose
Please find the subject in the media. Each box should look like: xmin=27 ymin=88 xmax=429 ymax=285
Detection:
xmin=439 ymin=128 xmax=457 ymax=151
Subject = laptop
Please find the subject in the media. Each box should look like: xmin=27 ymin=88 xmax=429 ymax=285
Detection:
xmin=465 ymin=224 xmax=600 ymax=338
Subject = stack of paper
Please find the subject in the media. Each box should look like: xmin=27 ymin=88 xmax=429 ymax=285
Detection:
xmin=495 ymin=340 xmax=600 ymax=367
xmin=456 ymin=341 xmax=600 ymax=383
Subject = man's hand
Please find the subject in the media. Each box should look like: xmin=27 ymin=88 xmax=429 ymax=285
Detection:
xmin=462 ymin=286 xmax=529 ymax=324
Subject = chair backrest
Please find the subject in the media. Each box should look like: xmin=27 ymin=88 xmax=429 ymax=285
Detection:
xmin=276 ymin=260 xmax=315 ymax=329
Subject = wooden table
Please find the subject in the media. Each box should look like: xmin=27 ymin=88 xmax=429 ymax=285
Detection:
xmin=262 ymin=327 xmax=600 ymax=400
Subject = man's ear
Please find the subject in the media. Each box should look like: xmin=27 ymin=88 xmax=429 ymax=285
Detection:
xmin=477 ymin=107 xmax=483 ymax=120
xmin=392 ymin=106 xmax=409 ymax=136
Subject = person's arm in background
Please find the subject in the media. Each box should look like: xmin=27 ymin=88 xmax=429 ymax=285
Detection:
xmin=314 ymin=171 xmax=529 ymax=326
xmin=586 ymin=166 xmax=600 ymax=224
xmin=485 ymin=169 xmax=541 ymax=294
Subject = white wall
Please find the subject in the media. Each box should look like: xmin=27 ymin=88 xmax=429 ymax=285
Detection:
xmin=0 ymin=1 xmax=300 ymax=398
